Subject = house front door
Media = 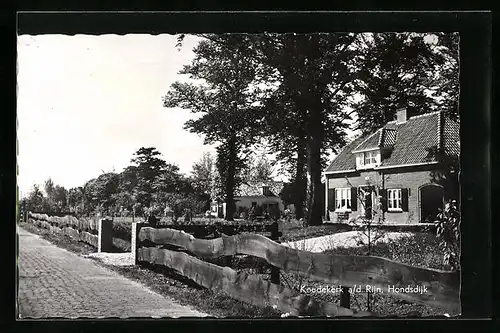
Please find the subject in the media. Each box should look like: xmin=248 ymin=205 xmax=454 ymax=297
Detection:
xmin=364 ymin=191 xmax=373 ymax=219
xmin=218 ymin=204 xmax=224 ymax=218
xmin=420 ymin=184 xmax=444 ymax=223
xmin=359 ymin=186 xmax=374 ymax=220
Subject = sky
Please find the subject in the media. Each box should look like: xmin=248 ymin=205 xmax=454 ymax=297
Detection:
xmin=16 ymin=33 xmax=380 ymax=198
xmin=17 ymin=34 xmax=217 ymax=198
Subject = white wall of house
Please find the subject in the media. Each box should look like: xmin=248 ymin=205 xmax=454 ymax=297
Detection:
xmin=235 ymin=196 xmax=285 ymax=212
xmin=210 ymin=196 xmax=285 ymax=219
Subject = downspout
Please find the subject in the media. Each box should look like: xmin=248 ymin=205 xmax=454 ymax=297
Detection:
xmin=324 ymin=175 xmax=329 ymax=221
xmin=380 ymin=169 xmax=385 ymax=223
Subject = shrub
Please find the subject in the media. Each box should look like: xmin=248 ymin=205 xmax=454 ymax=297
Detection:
xmin=165 ymin=193 xmax=205 ymax=223
xmin=113 ymin=220 xmax=132 ymax=241
xmin=435 ymin=200 xmax=460 ymax=271
xmin=384 ymin=233 xmax=445 ymax=270
xmin=326 ymin=232 xmax=446 ymax=270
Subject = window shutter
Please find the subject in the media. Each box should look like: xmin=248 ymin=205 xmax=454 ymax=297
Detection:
xmin=401 ymin=188 xmax=409 ymax=212
xmin=380 ymin=189 xmax=388 ymax=212
xmin=328 ymin=188 xmax=335 ymax=211
xmin=351 ymin=187 xmax=357 ymax=211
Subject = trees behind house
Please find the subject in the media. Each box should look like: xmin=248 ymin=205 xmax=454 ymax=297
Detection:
xmin=242 ymin=152 xmax=276 ymax=184
xmin=251 ymin=33 xmax=360 ymax=225
xmin=170 ymin=34 xmax=355 ymax=224
xmin=169 ymin=32 xmax=458 ymax=225
xmin=163 ymin=35 xmax=263 ymax=221
xmin=350 ymin=32 xmax=460 ymax=135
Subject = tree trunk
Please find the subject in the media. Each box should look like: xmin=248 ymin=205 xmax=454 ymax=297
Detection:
xmin=293 ymin=140 xmax=307 ymax=220
xmin=225 ymin=186 xmax=236 ymax=222
xmin=307 ymin=138 xmax=323 ymax=226
xmin=224 ymin=136 xmax=238 ymax=222
xmin=306 ymin=131 xmax=324 ymax=226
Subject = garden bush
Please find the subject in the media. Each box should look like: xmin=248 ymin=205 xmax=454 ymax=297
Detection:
xmin=325 ymin=232 xmax=446 ymax=270
xmin=112 ymin=220 xmax=132 ymax=241
xmin=435 ymin=200 xmax=460 ymax=271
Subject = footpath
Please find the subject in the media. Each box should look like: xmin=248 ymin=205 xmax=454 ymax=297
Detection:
xmin=17 ymin=227 xmax=208 ymax=318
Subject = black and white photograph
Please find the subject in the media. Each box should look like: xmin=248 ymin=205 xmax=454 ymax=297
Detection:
xmin=16 ymin=25 xmax=462 ymax=318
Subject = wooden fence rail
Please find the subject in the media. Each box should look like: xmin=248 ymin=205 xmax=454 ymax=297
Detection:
xmin=135 ymin=226 xmax=460 ymax=314
xmin=134 ymin=223 xmax=358 ymax=317
xmin=26 ymin=212 xmax=113 ymax=250
xmin=142 ymin=222 xmax=282 ymax=239
xmin=138 ymin=246 xmax=369 ymax=317
xmin=27 ymin=212 xmax=100 ymax=233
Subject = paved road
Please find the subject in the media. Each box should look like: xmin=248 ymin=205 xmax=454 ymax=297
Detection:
xmin=17 ymin=227 xmax=208 ymax=318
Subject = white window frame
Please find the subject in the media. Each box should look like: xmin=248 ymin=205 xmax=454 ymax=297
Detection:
xmin=357 ymin=153 xmax=364 ymax=167
xmin=335 ymin=188 xmax=352 ymax=212
xmin=356 ymin=150 xmax=380 ymax=169
xmin=364 ymin=151 xmax=377 ymax=166
xmin=387 ymin=188 xmax=402 ymax=212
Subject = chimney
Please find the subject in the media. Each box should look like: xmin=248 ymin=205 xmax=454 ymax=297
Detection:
xmin=396 ymin=108 xmax=407 ymax=124
xmin=262 ymin=185 xmax=270 ymax=196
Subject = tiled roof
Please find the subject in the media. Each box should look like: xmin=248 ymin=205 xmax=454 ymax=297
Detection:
xmin=443 ymin=116 xmax=460 ymax=157
xmin=383 ymin=112 xmax=440 ymax=166
xmin=237 ymin=181 xmax=284 ymax=197
xmin=381 ymin=128 xmax=397 ymax=148
xmin=324 ymin=111 xmax=460 ymax=172
xmin=324 ymin=136 xmax=368 ymax=172
xmin=352 ymin=129 xmax=382 ymax=152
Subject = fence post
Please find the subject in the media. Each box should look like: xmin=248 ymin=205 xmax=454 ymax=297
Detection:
xmin=98 ymin=218 xmax=113 ymax=253
xmin=131 ymin=222 xmax=144 ymax=265
xmin=270 ymin=221 xmax=281 ymax=285
xmin=213 ymin=222 xmax=231 ymax=267
xmin=340 ymin=286 xmax=351 ymax=309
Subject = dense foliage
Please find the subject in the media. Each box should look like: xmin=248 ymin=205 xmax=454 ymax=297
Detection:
xmin=170 ymin=32 xmax=459 ymax=224
xmin=163 ymin=35 xmax=265 ymax=221
xmin=21 ymin=147 xmax=207 ymax=219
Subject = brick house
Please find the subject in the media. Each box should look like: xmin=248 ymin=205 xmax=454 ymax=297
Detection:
xmin=323 ymin=109 xmax=460 ymax=224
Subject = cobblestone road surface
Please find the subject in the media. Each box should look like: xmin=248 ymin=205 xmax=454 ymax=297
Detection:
xmin=17 ymin=227 xmax=208 ymax=318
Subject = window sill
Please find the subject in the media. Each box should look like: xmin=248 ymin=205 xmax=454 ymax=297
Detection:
xmin=388 ymin=209 xmax=403 ymax=213
xmin=335 ymin=210 xmax=352 ymax=213
xmin=356 ymin=165 xmax=380 ymax=170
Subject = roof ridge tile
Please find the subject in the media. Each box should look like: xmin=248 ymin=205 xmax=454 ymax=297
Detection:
xmin=409 ymin=110 xmax=441 ymax=120
xmin=377 ymin=128 xmax=384 ymax=147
